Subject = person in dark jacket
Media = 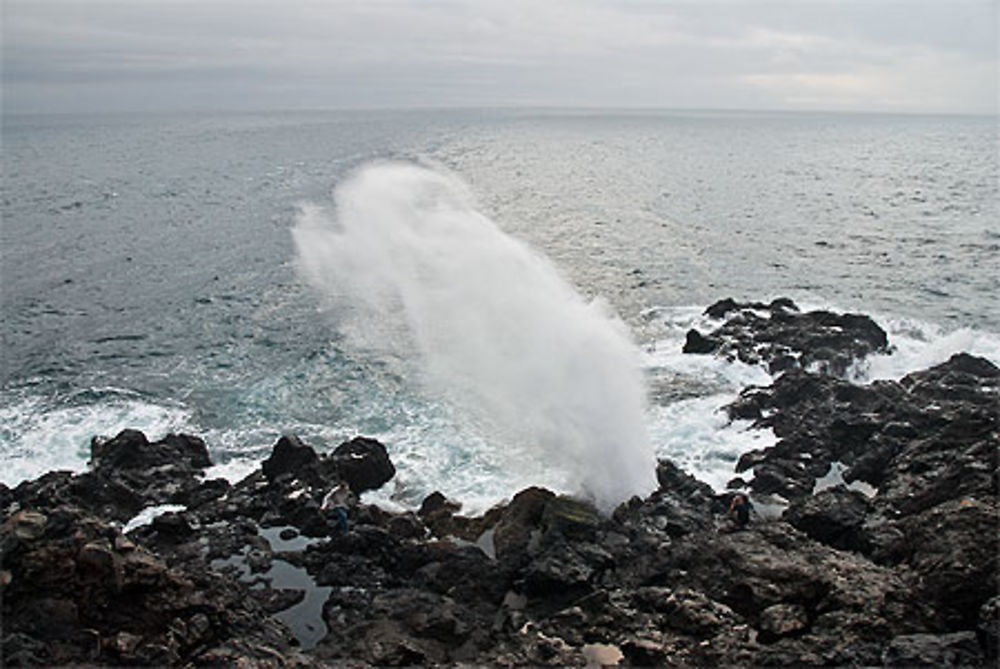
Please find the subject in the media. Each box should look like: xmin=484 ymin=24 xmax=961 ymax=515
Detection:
xmin=729 ymin=493 xmax=754 ymax=529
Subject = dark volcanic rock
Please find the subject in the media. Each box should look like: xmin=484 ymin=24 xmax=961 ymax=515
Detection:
xmin=882 ymin=631 xmax=984 ymax=667
xmin=627 ymin=459 xmax=720 ymax=537
xmin=8 ymin=430 xmax=214 ymax=523
xmin=91 ymin=430 xmax=211 ymax=471
xmin=1 ymin=506 xmax=305 ymax=666
xmin=891 ymin=498 xmax=998 ymax=631
xmin=332 ymin=436 xmax=396 ymax=493
xmin=979 ymin=596 xmax=999 ymax=660
xmin=418 ymin=491 xmax=462 ymax=518
xmin=540 ymin=496 xmax=602 ymax=542
xmin=727 ymin=354 xmax=998 ymax=505
xmin=686 ymin=297 xmax=888 ymax=374
xmin=721 ymin=349 xmax=998 ymax=648
xmin=3 ymin=312 xmax=997 ymax=667
xmin=492 ymin=487 xmax=554 ymax=562
xmin=682 ymin=328 xmax=721 ymax=354
xmin=262 ymin=434 xmax=320 ymax=484
xmin=783 ymin=485 xmax=872 ymax=553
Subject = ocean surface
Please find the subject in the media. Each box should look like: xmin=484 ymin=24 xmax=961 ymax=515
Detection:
xmin=3 ymin=109 xmax=998 ymax=512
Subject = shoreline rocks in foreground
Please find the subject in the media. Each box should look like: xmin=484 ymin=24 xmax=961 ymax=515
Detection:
xmin=2 ymin=298 xmax=997 ymax=666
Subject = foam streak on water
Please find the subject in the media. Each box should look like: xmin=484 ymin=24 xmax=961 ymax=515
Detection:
xmin=0 ymin=389 xmax=192 ymax=485
xmin=292 ymin=163 xmax=656 ymax=511
xmin=851 ymin=315 xmax=1000 ymax=382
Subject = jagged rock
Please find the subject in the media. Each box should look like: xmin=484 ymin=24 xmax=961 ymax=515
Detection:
xmin=623 ymin=459 xmax=721 ymax=537
xmin=176 ymin=477 xmax=230 ymax=508
xmin=492 ymin=487 xmax=554 ymax=562
xmin=648 ymin=523 xmax=920 ymax=640
xmin=521 ymin=544 xmax=598 ymax=596
xmin=261 ymin=434 xmax=319 ymax=483
xmin=882 ymin=631 xmax=983 ymax=667
xmin=705 ymin=297 xmax=799 ymax=320
xmin=417 ymin=490 xmax=495 ymax=541
xmin=540 ymin=496 xmax=602 ymax=542
xmin=758 ymin=602 xmax=809 ymax=641
xmin=688 ymin=297 xmax=888 ymax=374
xmin=655 ymin=458 xmax=718 ymax=503
xmin=1 ymin=505 xmax=306 ymax=666
xmin=682 ymin=328 xmax=720 ymax=354
xmin=621 ymin=637 xmax=671 ymax=665
xmin=893 ymin=498 xmax=998 ymax=631
xmin=6 ymin=430 xmax=216 ymax=523
xmin=4 ymin=510 xmax=48 ymax=542
xmin=783 ymin=485 xmax=872 ymax=552
xmin=659 ymin=588 xmax=738 ymax=635
xmin=901 ymin=352 xmax=1000 ymax=404
xmin=387 ymin=513 xmax=426 ymax=540
xmin=91 ymin=430 xmax=211 ymax=471
xmin=151 ymin=511 xmax=195 ymax=539
xmin=332 ymin=436 xmax=395 ymax=493
xmin=727 ymin=355 xmax=998 ymax=508
xmin=419 ymin=491 xmax=462 ymax=517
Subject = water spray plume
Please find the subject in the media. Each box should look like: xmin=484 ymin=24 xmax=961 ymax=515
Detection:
xmin=292 ymin=163 xmax=656 ymax=511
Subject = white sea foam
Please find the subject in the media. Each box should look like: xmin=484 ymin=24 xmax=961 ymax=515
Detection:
xmin=647 ymin=394 xmax=777 ymax=492
xmin=851 ymin=315 xmax=1000 ymax=382
xmin=292 ymin=162 xmax=657 ymax=511
xmin=0 ymin=392 xmax=193 ymax=487
xmin=812 ymin=461 xmax=877 ymax=498
xmin=203 ymin=457 xmax=260 ymax=485
xmin=122 ymin=504 xmax=187 ymax=534
xmin=360 ymin=403 xmax=566 ymax=516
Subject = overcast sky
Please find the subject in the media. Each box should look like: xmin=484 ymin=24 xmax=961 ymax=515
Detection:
xmin=3 ymin=0 xmax=997 ymax=115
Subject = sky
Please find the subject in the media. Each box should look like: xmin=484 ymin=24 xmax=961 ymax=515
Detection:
xmin=2 ymin=0 xmax=997 ymax=115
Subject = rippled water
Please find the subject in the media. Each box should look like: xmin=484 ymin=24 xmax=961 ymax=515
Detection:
xmin=3 ymin=109 xmax=997 ymax=509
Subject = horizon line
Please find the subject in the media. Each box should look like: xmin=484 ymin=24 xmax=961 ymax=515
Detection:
xmin=3 ymin=103 xmax=995 ymax=120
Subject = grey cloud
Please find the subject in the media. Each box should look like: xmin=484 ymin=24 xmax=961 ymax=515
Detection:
xmin=3 ymin=0 xmax=996 ymax=114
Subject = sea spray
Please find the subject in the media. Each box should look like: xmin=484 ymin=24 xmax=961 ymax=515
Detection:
xmin=292 ymin=162 xmax=657 ymax=510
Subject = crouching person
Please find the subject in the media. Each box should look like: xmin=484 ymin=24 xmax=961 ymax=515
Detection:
xmin=728 ymin=493 xmax=754 ymax=530
xmin=322 ymin=481 xmax=355 ymax=536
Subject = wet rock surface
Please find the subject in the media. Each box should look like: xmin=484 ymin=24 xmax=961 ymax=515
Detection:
xmin=3 ymin=300 xmax=997 ymax=666
xmin=685 ymin=297 xmax=889 ymax=375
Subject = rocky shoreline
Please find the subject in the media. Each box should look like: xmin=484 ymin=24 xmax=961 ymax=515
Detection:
xmin=3 ymin=299 xmax=997 ymax=667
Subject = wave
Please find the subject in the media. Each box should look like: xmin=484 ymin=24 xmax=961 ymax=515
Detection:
xmin=0 ymin=389 xmax=192 ymax=486
xmin=850 ymin=315 xmax=1000 ymax=382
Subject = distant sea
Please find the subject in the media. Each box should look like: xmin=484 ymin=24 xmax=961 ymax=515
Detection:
xmin=3 ymin=109 xmax=998 ymax=511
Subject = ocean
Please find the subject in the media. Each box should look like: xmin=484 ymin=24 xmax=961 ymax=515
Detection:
xmin=2 ymin=109 xmax=998 ymax=512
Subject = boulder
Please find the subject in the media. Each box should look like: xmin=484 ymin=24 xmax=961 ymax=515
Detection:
xmin=90 ymin=430 xmax=211 ymax=471
xmin=419 ymin=491 xmax=462 ymax=517
xmin=332 ymin=436 xmax=395 ymax=493
xmin=261 ymin=434 xmax=319 ymax=483
xmin=492 ymin=487 xmax=554 ymax=562
xmin=387 ymin=513 xmax=426 ymax=540
xmin=783 ymin=485 xmax=872 ymax=553
xmin=682 ymin=328 xmax=720 ymax=354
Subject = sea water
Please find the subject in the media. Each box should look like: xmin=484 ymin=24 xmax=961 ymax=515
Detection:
xmin=2 ymin=109 xmax=998 ymax=512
